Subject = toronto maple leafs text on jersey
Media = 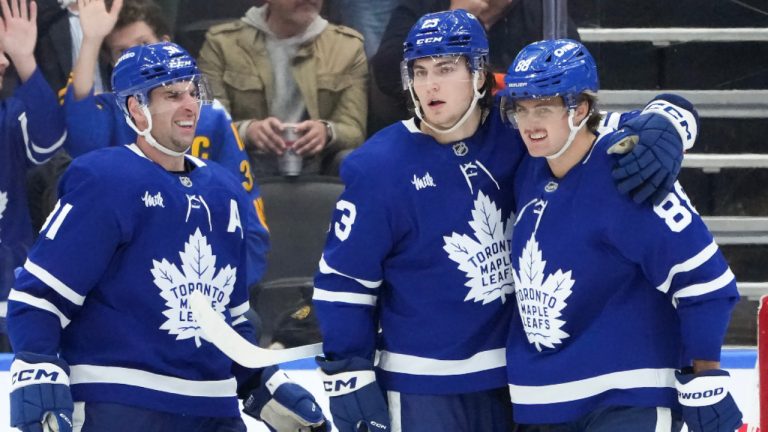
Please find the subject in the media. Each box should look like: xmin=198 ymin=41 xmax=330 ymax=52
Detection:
xmin=313 ymin=113 xmax=526 ymax=395
xmin=1 ymin=69 xmax=66 ymax=301
xmin=506 ymin=131 xmax=739 ymax=424
xmin=7 ymin=144 xmax=260 ymax=417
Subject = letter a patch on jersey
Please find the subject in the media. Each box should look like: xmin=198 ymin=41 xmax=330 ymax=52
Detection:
xmin=442 ymin=192 xmax=515 ymax=305
xmin=151 ymin=228 xmax=236 ymax=347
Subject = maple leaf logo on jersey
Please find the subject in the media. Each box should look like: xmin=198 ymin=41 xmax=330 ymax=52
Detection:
xmin=512 ymin=234 xmax=573 ymax=351
xmin=151 ymin=228 xmax=236 ymax=347
xmin=443 ymin=191 xmax=515 ymax=305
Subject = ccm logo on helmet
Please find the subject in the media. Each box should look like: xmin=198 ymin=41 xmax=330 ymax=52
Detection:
xmin=417 ymin=37 xmax=443 ymax=45
xmin=678 ymin=387 xmax=725 ymax=400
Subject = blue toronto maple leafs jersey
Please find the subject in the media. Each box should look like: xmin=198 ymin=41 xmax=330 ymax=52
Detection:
xmin=313 ymin=111 xmax=524 ymax=394
xmin=506 ymin=131 xmax=739 ymax=423
xmin=62 ymin=88 xmax=268 ymax=285
xmin=0 ymin=69 xmax=66 ymax=298
xmin=8 ymin=144 xmax=257 ymax=417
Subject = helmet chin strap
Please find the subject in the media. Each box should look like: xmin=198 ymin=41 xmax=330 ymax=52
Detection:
xmin=408 ymin=70 xmax=485 ymax=135
xmin=123 ymin=105 xmax=190 ymax=157
xmin=546 ymin=109 xmax=589 ymax=160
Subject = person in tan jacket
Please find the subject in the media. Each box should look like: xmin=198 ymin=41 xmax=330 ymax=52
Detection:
xmin=198 ymin=0 xmax=368 ymax=177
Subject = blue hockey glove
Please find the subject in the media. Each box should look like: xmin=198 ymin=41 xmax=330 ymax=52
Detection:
xmin=242 ymin=365 xmax=330 ymax=432
xmin=10 ymin=352 xmax=74 ymax=432
xmin=608 ymin=94 xmax=699 ymax=205
xmin=675 ymin=369 xmax=743 ymax=432
xmin=317 ymin=356 xmax=390 ymax=432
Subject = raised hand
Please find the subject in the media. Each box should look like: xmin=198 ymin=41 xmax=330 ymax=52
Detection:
xmin=0 ymin=0 xmax=37 ymax=78
xmin=77 ymin=0 xmax=123 ymax=42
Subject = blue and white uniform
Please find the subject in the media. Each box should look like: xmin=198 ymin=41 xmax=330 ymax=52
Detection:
xmin=507 ymin=129 xmax=739 ymax=424
xmin=0 ymin=69 xmax=66 ymax=305
xmin=8 ymin=144 xmax=257 ymax=417
xmin=63 ymin=89 xmax=269 ymax=285
xmin=314 ymin=111 xmax=523 ymax=394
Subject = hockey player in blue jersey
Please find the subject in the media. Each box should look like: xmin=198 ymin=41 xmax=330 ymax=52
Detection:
xmin=0 ymin=0 xmax=66 ymax=347
xmin=502 ymin=39 xmax=742 ymax=432
xmin=61 ymin=0 xmax=268 ymax=286
xmin=7 ymin=42 xmax=328 ymax=432
xmin=312 ymin=9 xmax=700 ymax=432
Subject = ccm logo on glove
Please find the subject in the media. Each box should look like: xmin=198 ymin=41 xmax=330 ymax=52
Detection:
xmin=323 ymin=370 xmax=376 ymax=396
xmin=11 ymin=361 xmax=69 ymax=388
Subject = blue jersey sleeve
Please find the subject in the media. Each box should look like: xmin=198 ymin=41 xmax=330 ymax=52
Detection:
xmin=606 ymin=166 xmax=739 ymax=362
xmin=312 ymin=155 xmax=397 ymax=361
xmin=62 ymin=87 xmax=126 ymax=157
xmin=7 ymin=158 xmax=126 ymax=355
xmin=12 ymin=68 xmax=67 ymax=165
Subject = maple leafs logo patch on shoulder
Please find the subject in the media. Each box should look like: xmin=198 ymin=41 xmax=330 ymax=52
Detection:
xmin=512 ymin=233 xmax=573 ymax=351
xmin=443 ymin=191 xmax=515 ymax=305
xmin=151 ymin=228 xmax=236 ymax=347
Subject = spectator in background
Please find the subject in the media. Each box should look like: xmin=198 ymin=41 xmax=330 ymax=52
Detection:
xmin=323 ymin=0 xmax=398 ymax=58
xmin=35 ymin=0 xmax=110 ymax=94
xmin=61 ymin=0 xmax=270 ymax=288
xmin=25 ymin=0 xmax=113 ymax=232
xmin=198 ymin=0 xmax=368 ymax=177
xmin=0 ymin=0 xmax=66 ymax=350
xmin=368 ymin=0 xmax=581 ymax=133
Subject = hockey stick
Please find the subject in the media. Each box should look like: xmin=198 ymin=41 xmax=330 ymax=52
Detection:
xmin=190 ymin=291 xmax=323 ymax=368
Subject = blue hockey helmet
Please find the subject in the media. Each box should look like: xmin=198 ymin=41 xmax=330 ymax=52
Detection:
xmin=111 ymin=41 xmax=210 ymax=119
xmin=501 ymin=39 xmax=598 ymax=110
xmin=402 ymin=9 xmax=489 ymax=78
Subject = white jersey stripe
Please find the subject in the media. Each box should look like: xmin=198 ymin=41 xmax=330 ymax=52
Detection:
xmin=70 ymin=365 xmax=237 ymax=398
xmin=45 ymin=203 xmax=73 ymax=240
xmin=318 ymin=256 xmax=382 ymax=289
xmin=387 ymin=391 xmax=403 ymax=432
xmin=8 ymin=289 xmax=70 ymax=327
xmin=313 ymin=288 xmax=377 ymax=306
xmin=656 ymin=241 xmax=718 ymax=294
xmin=229 ymin=301 xmax=250 ymax=317
xmin=24 ymin=259 xmax=86 ymax=306
xmin=508 ymin=368 xmax=676 ymax=405
xmin=377 ymin=348 xmax=506 ymax=376
xmin=655 ymin=407 xmax=672 ymax=432
xmin=20 ymin=111 xmax=67 ymax=165
xmin=673 ymin=268 xmax=735 ymax=299
xmin=230 ymin=315 xmax=247 ymax=326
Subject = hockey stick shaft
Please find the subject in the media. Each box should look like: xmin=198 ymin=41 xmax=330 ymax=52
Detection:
xmin=190 ymin=291 xmax=323 ymax=368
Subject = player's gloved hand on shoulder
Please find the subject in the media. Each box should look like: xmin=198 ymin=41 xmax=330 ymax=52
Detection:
xmin=675 ymin=368 xmax=743 ymax=432
xmin=608 ymin=94 xmax=699 ymax=205
xmin=10 ymin=352 xmax=74 ymax=432
xmin=317 ymin=356 xmax=390 ymax=432
xmin=242 ymin=365 xmax=330 ymax=432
